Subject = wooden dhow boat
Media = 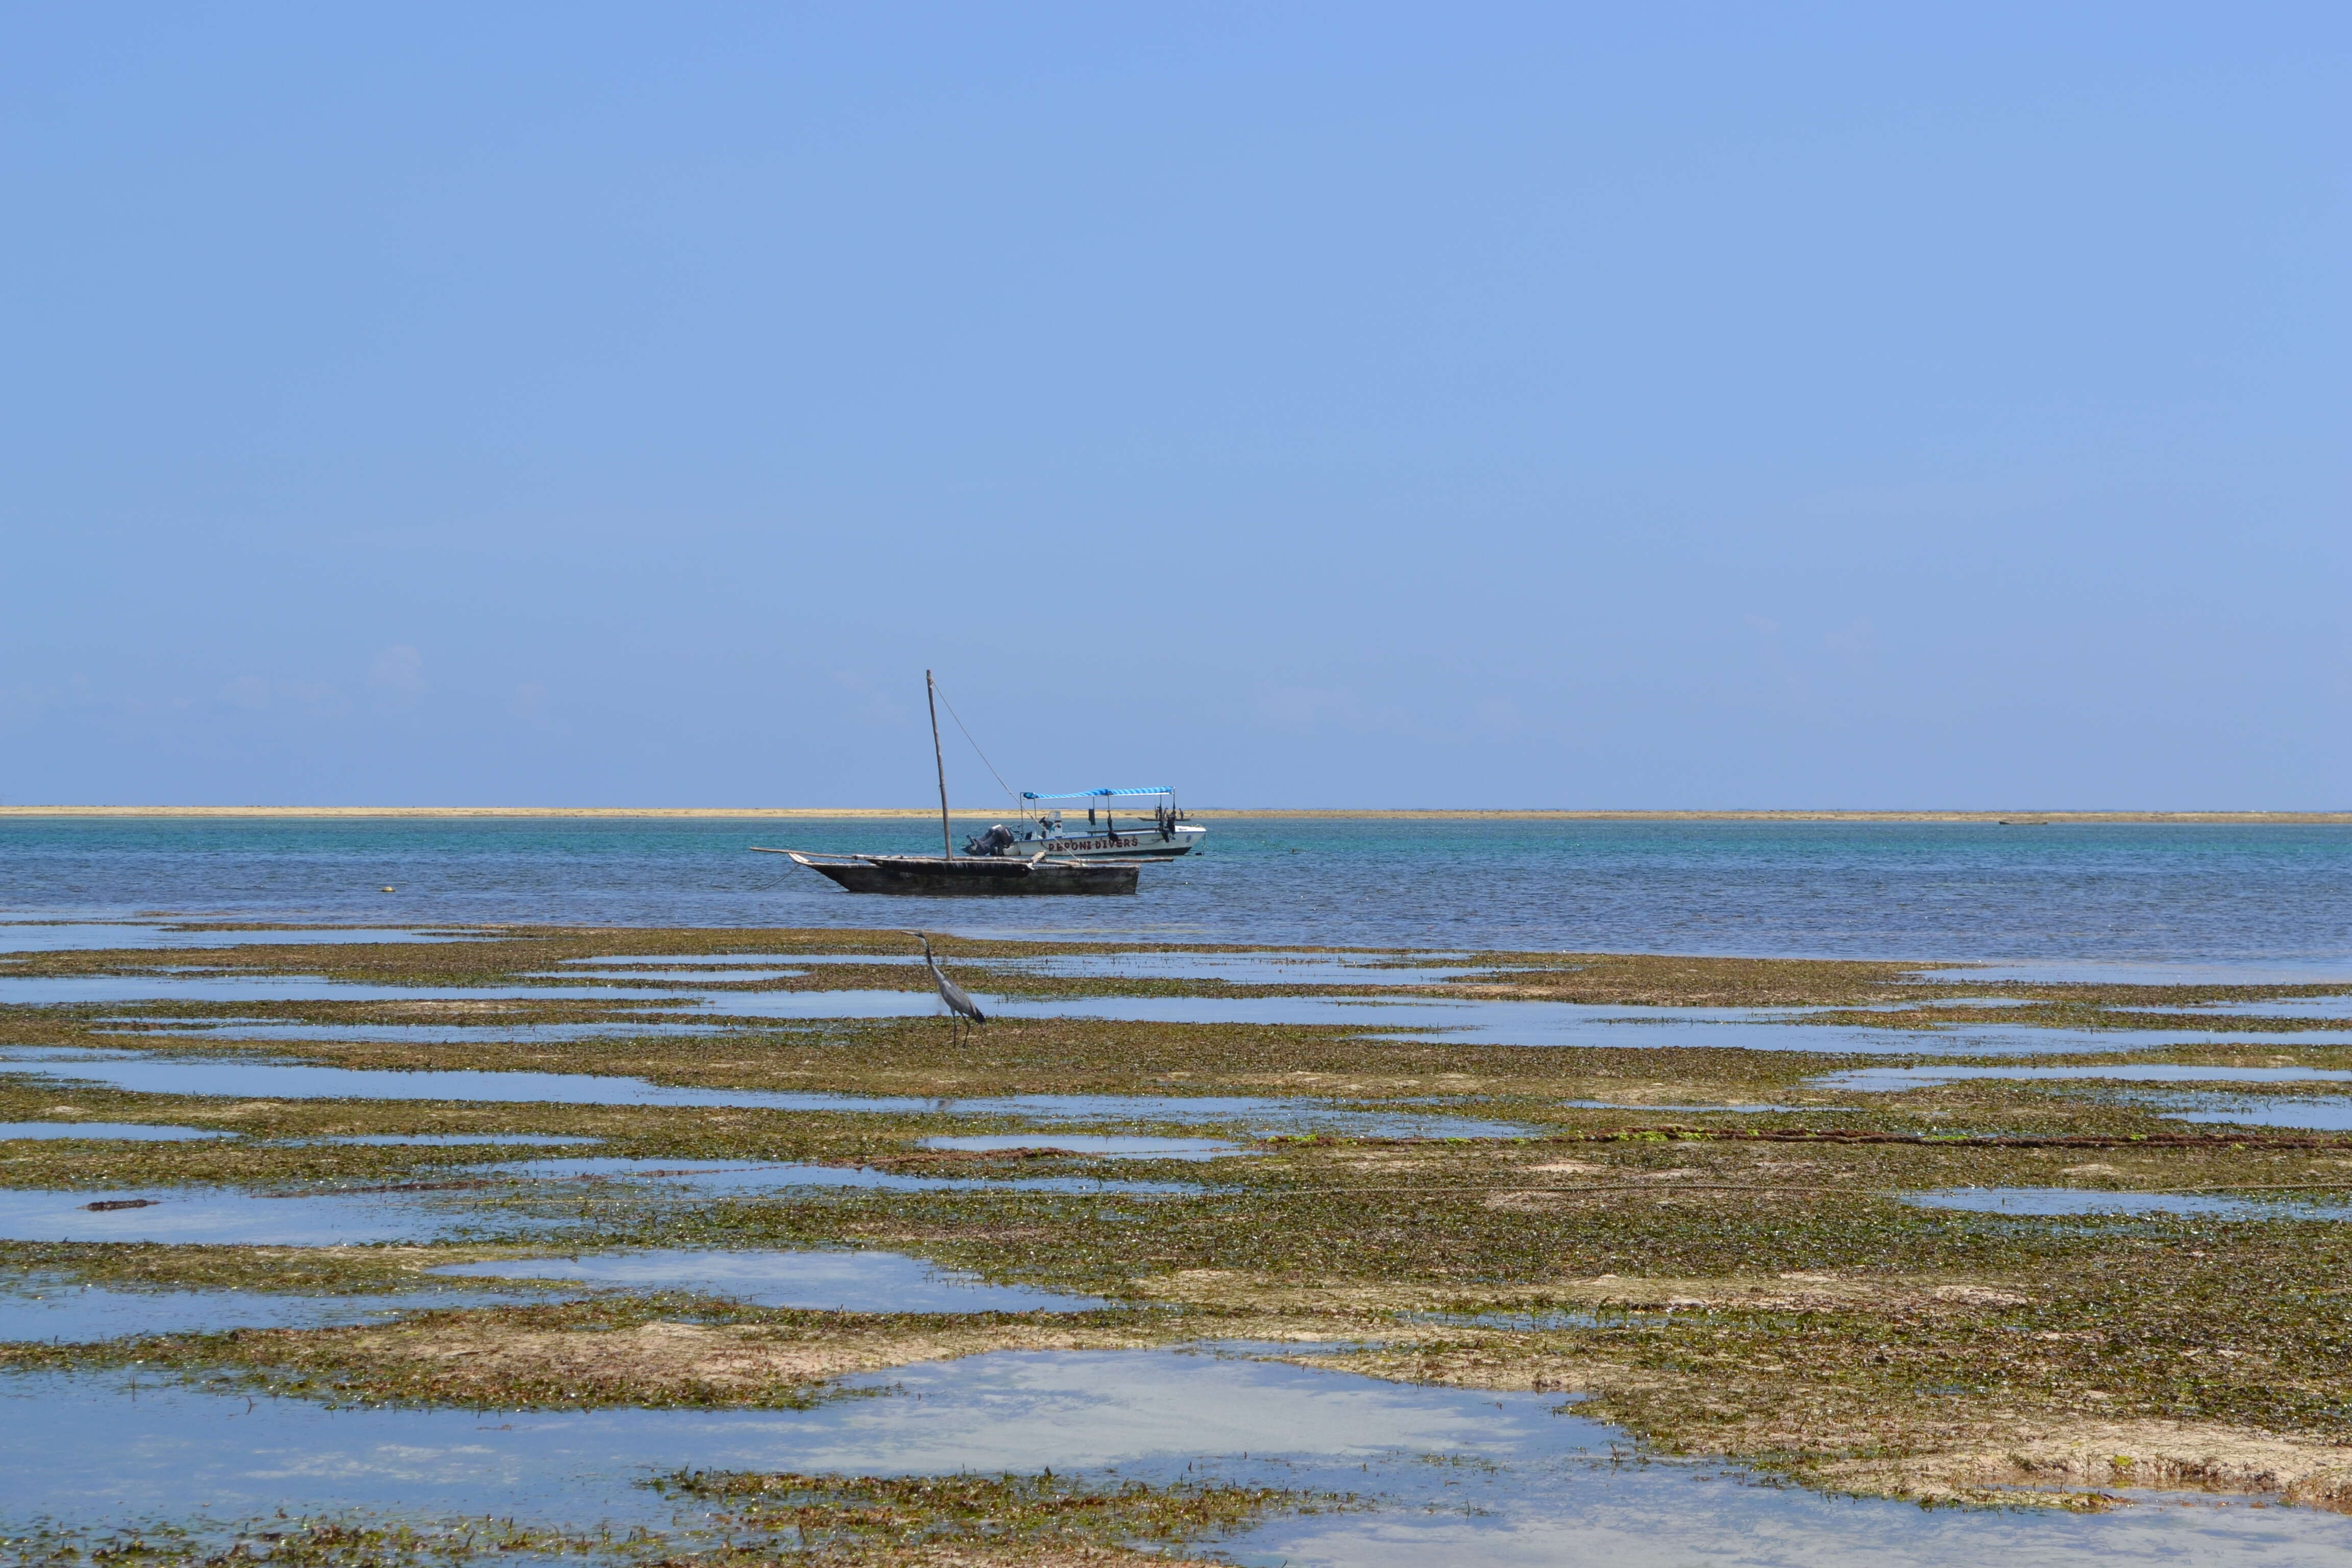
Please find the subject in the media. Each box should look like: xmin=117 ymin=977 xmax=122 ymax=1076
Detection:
xmin=751 ymin=672 xmax=1153 ymax=897
xmin=754 ymin=846 xmax=1141 ymax=896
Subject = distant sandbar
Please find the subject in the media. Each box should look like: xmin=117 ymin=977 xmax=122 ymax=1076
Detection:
xmin=3 ymin=806 xmax=2346 ymax=824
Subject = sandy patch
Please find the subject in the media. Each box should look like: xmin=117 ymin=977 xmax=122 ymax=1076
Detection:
xmin=257 ymin=1316 xmax=1170 ymax=1402
xmin=1483 ymin=1189 xmax=1600 ymax=1211
xmin=1482 ymin=1186 xmax=1724 ymax=1211
xmin=1324 ymin=1153 xmax=1425 ymax=1172
xmin=1823 ymin=1420 xmax=2352 ymax=1510
xmin=1282 ymin=1342 xmax=1620 ymax=1396
xmin=351 ymin=1000 xmax=547 ymax=1017
xmin=1134 ymin=1269 xmax=2029 ymax=1316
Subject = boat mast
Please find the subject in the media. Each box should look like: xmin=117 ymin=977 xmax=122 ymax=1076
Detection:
xmin=926 ymin=670 xmax=953 ymax=859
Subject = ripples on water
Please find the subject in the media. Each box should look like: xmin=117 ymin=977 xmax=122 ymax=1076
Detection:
xmin=8 ymin=817 xmax=2352 ymax=961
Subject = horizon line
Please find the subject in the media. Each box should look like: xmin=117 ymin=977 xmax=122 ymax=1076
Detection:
xmin=2 ymin=806 xmax=2347 ymax=824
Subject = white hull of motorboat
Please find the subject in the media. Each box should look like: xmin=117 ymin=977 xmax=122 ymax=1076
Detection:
xmin=992 ymin=822 xmax=1205 ymax=860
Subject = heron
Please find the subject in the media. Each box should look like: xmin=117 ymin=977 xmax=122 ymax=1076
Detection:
xmin=909 ymin=930 xmax=985 ymax=1039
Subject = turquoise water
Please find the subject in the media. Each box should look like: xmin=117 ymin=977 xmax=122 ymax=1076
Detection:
xmin=6 ymin=816 xmax=2351 ymax=960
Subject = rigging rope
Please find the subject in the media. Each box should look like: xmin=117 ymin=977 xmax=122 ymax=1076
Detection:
xmin=935 ymin=684 xmax=1020 ymax=811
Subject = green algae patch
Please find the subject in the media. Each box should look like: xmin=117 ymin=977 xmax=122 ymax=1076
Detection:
xmin=0 ymin=1241 xmax=536 ymax=1296
xmin=0 ymin=1472 xmax=1318 ymax=1568
xmin=0 ymin=1297 xmax=1217 ymax=1410
xmin=1261 ymin=1224 xmax=2352 ymax=1508
xmin=0 ymin=1517 xmax=648 ymax=1568
xmin=651 ymin=1469 xmax=1340 ymax=1566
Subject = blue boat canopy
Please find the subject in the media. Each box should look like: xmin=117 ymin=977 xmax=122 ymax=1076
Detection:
xmin=1020 ymin=786 xmax=1172 ymax=800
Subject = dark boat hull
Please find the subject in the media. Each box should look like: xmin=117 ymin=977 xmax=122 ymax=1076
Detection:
xmin=805 ymin=856 xmax=1140 ymax=896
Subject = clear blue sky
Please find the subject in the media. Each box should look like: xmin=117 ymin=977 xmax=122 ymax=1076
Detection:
xmin=6 ymin=4 xmax=2345 ymax=809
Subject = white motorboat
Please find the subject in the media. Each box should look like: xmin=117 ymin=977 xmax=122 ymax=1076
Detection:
xmin=962 ymin=787 xmax=1206 ymax=861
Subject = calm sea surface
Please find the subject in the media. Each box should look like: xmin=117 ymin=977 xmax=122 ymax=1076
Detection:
xmin=4 ymin=816 xmax=2347 ymax=963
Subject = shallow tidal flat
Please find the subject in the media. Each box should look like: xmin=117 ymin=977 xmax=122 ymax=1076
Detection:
xmin=6 ymin=923 xmax=2352 ymax=1562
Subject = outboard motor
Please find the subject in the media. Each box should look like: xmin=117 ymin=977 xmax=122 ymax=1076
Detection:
xmin=962 ymin=823 xmax=1018 ymax=857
